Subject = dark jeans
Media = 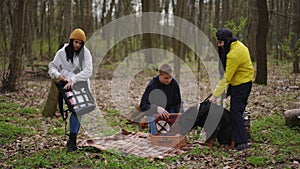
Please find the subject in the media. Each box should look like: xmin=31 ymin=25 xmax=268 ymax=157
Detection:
xmin=230 ymin=81 xmax=252 ymax=144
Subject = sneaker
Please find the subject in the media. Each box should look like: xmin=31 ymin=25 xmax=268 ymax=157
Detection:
xmin=235 ymin=143 xmax=247 ymax=151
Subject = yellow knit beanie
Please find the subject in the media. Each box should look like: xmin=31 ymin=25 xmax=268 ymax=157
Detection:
xmin=69 ymin=28 xmax=86 ymax=42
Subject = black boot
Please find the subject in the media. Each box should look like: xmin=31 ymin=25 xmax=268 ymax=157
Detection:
xmin=67 ymin=132 xmax=78 ymax=152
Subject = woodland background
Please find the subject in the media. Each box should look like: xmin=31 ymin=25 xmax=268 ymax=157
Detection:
xmin=0 ymin=0 xmax=300 ymax=168
xmin=1 ymin=0 xmax=300 ymax=116
xmin=0 ymin=0 xmax=299 ymax=91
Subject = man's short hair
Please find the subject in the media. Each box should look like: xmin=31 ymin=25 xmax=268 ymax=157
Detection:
xmin=159 ymin=64 xmax=173 ymax=75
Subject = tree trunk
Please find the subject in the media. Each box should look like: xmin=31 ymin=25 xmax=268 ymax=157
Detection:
xmin=141 ymin=0 xmax=153 ymax=64
xmin=39 ymin=0 xmax=46 ymax=58
xmin=255 ymin=0 xmax=269 ymax=85
xmin=2 ymin=0 xmax=27 ymax=91
xmin=0 ymin=0 xmax=10 ymax=79
xmin=198 ymin=0 xmax=204 ymax=30
xmin=25 ymin=0 xmax=36 ymax=67
xmin=162 ymin=0 xmax=171 ymax=54
xmin=100 ymin=0 xmax=107 ymax=27
xmin=248 ymin=0 xmax=258 ymax=61
xmin=222 ymin=0 xmax=230 ymax=25
xmin=46 ymin=0 xmax=54 ymax=61
xmin=292 ymin=0 xmax=300 ymax=73
xmin=80 ymin=0 xmax=93 ymax=37
xmin=58 ymin=0 xmax=72 ymax=49
xmin=214 ymin=0 xmax=220 ymax=28
xmin=41 ymin=79 xmax=59 ymax=117
xmin=172 ymin=0 xmax=190 ymax=82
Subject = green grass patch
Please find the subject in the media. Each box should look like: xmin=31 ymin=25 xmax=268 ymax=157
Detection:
xmin=0 ymin=101 xmax=37 ymax=145
xmin=100 ymin=149 xmax=164 ymax=169
xmin=0 ymin=102 xmax=19 ymax=113
xmin=0 ymin=115 xmax=18 ymax=122
xmin=246 ymin=156 xmax=268 ymax=167
xmin=107 ymin=109 xmax=120 ymax=116
xmin=26 ymin=118 xmax=42 ymax=128
xmin=105 ymin=109 xmax=141 ymax=132
xmin=251 ymin=113 xmax=300 ymax=146
xmin=249 ymin=112 xmax=300 ymax=166
xmin=189 ymin=145 xmax=212 ymax=155
xmin=184 ymin=113 xmax=300 ymax=168
xmin=8 ymin=148 xmax=85 ymax=168
xmin=48 ymin=127 xmax=64 ymax=136
xmin=7 ymin=147 xmax=163 ymax=169
xmin=0 ymin=123 xmax=34 ymax=145
xmin=19 ymin=107 xmax=38 ymax=115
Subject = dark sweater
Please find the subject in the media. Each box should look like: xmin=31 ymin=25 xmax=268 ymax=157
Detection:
xmin=140 ymin=75 xmax=182 ymax=115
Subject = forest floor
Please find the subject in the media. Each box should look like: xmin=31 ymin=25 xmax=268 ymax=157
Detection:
xmin=0 ymin=61 xmax=300 ymax=168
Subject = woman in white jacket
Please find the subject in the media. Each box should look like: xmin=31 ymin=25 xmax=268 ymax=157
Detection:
xmin=48 ymin=28 xmax=93 ymax=152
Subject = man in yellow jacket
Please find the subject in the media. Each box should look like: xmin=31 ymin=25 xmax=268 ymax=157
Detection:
xmin=210 ymin=28 xmax=254 ymax=151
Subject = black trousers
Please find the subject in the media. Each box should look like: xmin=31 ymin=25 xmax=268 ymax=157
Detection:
xmin=230 ymin=81 xmax=252 ymax=144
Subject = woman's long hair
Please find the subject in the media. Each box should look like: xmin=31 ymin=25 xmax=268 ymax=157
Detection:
xmin=65 ymin=39 xmax=84 ymax=63
xmin=218 ymin=37 xmax=237 ymax=77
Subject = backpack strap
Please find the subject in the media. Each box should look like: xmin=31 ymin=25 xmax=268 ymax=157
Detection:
xmin=58 ymin=91 xmax=68 ymax=121
xmin=56 ymin=81 xmax=76 ymax=116
xmin=56 ymin=81 xmax=76 ymax=136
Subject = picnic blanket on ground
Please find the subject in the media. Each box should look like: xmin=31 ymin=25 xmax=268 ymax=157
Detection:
xmin=77 ymin=129 xmax=192 ymax=159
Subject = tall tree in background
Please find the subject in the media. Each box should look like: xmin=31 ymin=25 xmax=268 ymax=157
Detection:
xmin=221 ymin=0 xmax=229 ymax=25
xmin=255 ymin=0 xmax=269 ymax=85
xmin=141 ymin=0 xmax=153 ymax=64
xmin=248 ymin=0 xmax=258 ymax=61
xmin=2 ymin=0 xmax=27 ymax=91
xmin=58 ymin=0 xmax=72 ymax=49
xmin=0 ymin=0 xmax=299 ymax=94
xmin=0 ymin=0 xmax=11 ymax=79
xmin=214 ymin=0 xmax=220 ymax=28
xmin=292 ymin=0 xmax=300 ymax=73
xmin=172 ymin=0 xmax=189 ymax=82
xmin=25 ymin=0 xmax=36 ymax=67
xmin=38 ymin=0 xmax=47 ymax=58
xmin=80 ymin=0 xmax=93 ymax=37
xmin=198 ymin=0 xmax=205 ymax=31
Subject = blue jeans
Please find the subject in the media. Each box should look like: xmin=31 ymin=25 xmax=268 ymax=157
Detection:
xmin=148 ymin=108 xmax=174 ymax=135
xmin=69 ymin=113 xmax=82 ymax=134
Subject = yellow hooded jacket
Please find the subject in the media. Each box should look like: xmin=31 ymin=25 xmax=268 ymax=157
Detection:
xmin=213 ymin=40 xmax=254 ymax=97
